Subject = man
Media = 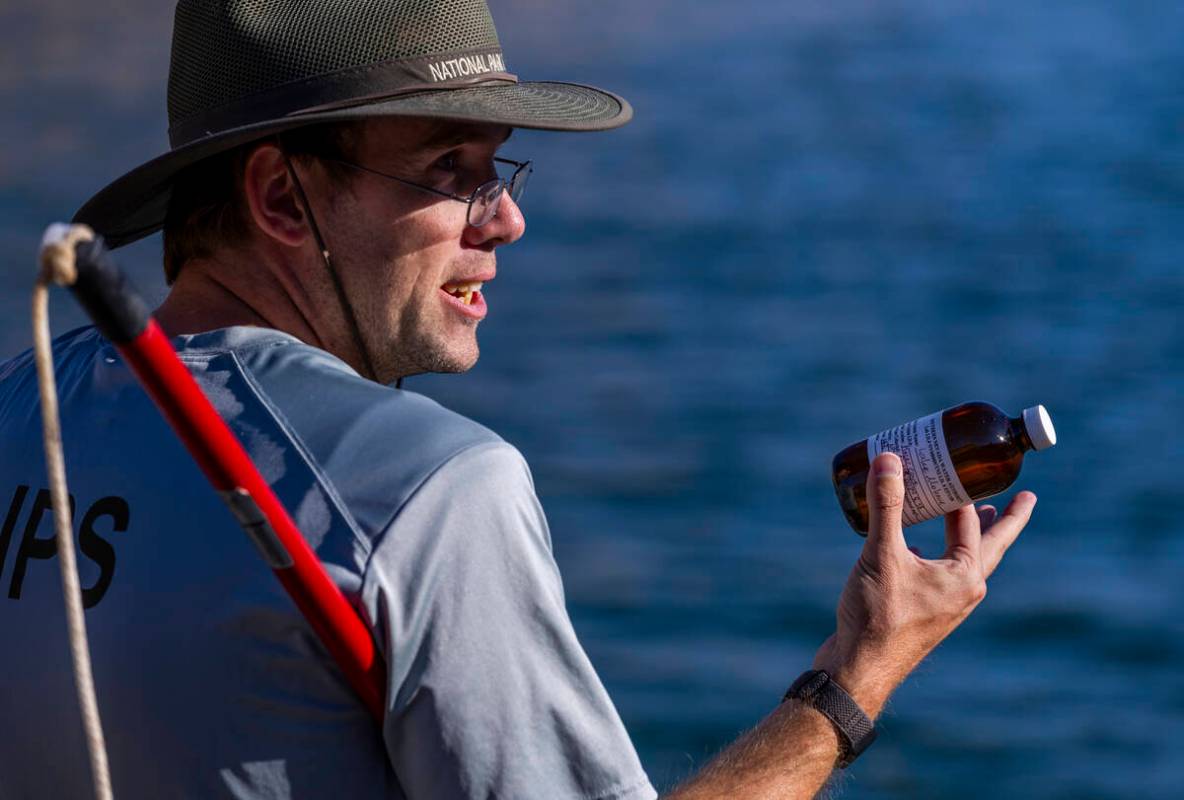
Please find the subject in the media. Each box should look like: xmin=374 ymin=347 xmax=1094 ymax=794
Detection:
xmin=0 ymin=1 xmax=1036 ymax=798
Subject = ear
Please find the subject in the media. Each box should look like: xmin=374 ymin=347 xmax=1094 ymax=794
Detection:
xmin=241 ymin=142 xmax=310 ymax=248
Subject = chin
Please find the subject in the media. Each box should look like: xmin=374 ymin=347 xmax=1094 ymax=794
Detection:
xmin=434 ymin=353 xmax=479 ymax=374
xmin=381 ymin=324 xmax=482 ymax=379
xmin=416 ymin=338 xmax=481 ymax=375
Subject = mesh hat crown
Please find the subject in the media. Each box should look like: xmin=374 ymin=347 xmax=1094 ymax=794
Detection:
xmin=75 ymin=0 xmax=632 ymax=248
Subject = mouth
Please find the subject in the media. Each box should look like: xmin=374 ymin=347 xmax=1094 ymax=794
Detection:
xmin=439 ymin=279 xmax=489 ymax=320
xmin=440 ymin=280 xmax=484 ymax=306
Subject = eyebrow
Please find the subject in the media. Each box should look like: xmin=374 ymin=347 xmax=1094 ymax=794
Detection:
xmin=417 ymin=122 xmax=513 ymax=151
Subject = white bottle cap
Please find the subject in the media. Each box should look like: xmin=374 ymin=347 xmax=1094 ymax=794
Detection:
xmin=1021 ymin=405 xmax=1057 ymax=450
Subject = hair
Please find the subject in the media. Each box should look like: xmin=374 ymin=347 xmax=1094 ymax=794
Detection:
xmin=161 ymin=122 xmax=362 ymax=284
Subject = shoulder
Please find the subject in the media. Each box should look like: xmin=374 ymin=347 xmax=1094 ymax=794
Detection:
xmin=0 ymin=324 xmax=103 ymax=381
xmin=383 ymin=438 xmax=547 ymax=554
xmin=190 ymin=328 xmax=509 ymax=536
xmin=0 ymin=326 xmax=106 ymax=425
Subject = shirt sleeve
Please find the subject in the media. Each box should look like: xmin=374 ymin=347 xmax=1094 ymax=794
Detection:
xmin=360 ymin=441 xmax=657 ymax=800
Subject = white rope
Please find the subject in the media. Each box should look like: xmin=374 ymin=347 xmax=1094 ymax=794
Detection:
xmin=34 ymin=223 xmax=115 ymax=800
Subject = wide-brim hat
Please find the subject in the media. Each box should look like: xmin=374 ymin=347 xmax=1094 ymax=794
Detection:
xmin=74 ymin=0 xmax=632 ymax=249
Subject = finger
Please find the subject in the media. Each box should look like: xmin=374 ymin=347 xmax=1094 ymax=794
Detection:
xmin=863 ymin=452 xmax=907 ymax=567
xmin=908 ymin=545 xmax=923 ymax=558
xmin=977 ymin=505 xmax=997 ymax=529
xmin=942 ymin=504 xmax=982 ymax=564
xmin=980 ymin=491 xmax=1037 ymax=577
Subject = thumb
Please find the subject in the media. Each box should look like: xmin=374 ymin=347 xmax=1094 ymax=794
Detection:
xmin=864 ymin=452 xmax=907 ymax=565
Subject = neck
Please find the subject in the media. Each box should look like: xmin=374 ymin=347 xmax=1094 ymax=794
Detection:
xmin=154 ymin=246 xmax=358 ymax=372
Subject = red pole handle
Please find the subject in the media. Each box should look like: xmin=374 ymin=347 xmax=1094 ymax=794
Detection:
xmin=68 ymin=237 xmax=385 ymax=720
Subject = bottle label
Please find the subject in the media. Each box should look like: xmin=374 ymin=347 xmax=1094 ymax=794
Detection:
xmin=867 ymin=410 xmax=972 ymax=527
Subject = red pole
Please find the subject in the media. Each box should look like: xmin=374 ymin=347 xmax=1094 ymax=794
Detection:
xmin=65 ymin=234 xmax=385 ymax=721
xmin=121 ymin=320 xmax=386 ymax=720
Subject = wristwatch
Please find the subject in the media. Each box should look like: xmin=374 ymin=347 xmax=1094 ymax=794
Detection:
xmin=783 ymin=670 xmax=877 ymax=768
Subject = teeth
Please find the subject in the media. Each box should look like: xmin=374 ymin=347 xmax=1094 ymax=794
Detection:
xmin=443 ymin=281 xmax=483 ymax=305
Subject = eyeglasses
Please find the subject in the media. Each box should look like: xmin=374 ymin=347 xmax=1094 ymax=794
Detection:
xmin=320 ymin=156 xmax=532 ymax=228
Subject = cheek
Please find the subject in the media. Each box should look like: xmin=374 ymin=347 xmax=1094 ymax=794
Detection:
xmin=335 ymin=199 xmax=461 ymax=305
xmin=372 ymin=202 xmax=454 ymax=260
xmin=373 ymin=236 xmax=458 ymax=315
xmin=390 ymin=210 xmax=463 ymax=285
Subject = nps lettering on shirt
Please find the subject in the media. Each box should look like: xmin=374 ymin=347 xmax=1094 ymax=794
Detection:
xmin=0 ymin=485 xmax=129 ymax=609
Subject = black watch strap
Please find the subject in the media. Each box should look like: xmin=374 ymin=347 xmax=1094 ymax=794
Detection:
xmin=783 ymin=670 xmax=877 ymax=768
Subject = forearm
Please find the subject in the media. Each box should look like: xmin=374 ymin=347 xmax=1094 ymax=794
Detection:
xmin=662 ymin=676 xmax=892 ymax=800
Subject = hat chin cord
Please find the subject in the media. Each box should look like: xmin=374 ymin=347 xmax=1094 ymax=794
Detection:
xmin=282 ymin=153 xmax=381 ymax=384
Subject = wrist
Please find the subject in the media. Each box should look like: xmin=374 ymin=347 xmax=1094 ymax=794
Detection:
xmin=784 ymin=670 xmax=878 ymax=768
xmin=811 ymin=642 xmax=900 ymax=719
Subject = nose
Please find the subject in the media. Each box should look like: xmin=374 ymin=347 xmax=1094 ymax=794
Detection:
xmin=463 ymin=190 xmax=526 ymax=250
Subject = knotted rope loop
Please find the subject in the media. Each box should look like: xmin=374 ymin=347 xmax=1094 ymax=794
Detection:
xmin=38 ymin=223 xmax=93 ymax=287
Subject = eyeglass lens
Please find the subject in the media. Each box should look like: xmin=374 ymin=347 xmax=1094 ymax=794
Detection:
xmin=468 ymin=164 xmax=531 ymax=227
xmin=510 ymin=164 xmax=531 ymax=202
xmin=469 ymin=182 xmax=501 ymax=227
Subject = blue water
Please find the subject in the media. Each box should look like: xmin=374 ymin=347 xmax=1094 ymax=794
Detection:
xmin=3 ymin=1 xmax=1182 ymax=796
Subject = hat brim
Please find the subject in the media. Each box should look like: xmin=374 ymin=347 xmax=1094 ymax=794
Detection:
xmin=74 ymin=80 xmax=632 ymax=249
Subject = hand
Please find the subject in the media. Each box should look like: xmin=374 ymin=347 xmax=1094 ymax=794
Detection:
xmin=813 ymin=452 xmax=1037 ymax=715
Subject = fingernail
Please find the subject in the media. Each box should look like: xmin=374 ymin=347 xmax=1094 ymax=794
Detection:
xmin=877 ymin=453 xmax=902 ymax=477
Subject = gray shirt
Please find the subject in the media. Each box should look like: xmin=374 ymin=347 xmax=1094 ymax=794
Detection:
xmin=0 ymin=325 xmax=656 ymax=800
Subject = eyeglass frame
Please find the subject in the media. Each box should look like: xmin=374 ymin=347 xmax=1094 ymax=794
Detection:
xmin=316 ymin=155 xmax=532 ymax=228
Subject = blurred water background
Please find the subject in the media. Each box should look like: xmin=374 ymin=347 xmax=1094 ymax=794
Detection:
xmin=3 ymin=0 xmax=1182 ymax=797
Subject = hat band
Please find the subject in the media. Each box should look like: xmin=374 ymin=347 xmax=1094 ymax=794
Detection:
xmin=168 ymin=48 xmax=516 ymax=148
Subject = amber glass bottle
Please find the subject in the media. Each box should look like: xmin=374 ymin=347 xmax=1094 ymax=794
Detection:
xmin=832 ymin=402 xmax=1055 ymax=534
